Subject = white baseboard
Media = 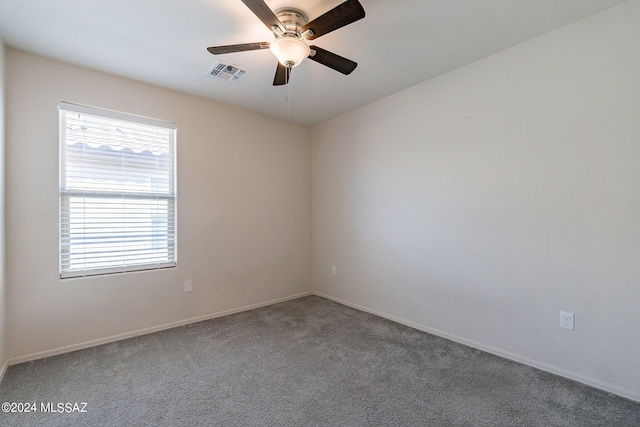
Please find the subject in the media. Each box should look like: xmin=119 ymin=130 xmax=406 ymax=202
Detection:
xmin=7 ymin=290 xmax=639 ymax=403
xmin=314 ymin=291 xmax=640 ymax=404
xmin=8 ymin=291 xmax=313 ymax=366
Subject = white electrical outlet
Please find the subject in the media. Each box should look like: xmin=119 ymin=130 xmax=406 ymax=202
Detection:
xmin=184 ymin=280 xmax=193 ymax=293
xmin=331 ymin=266 xmax=337 ymax=276
xmin=560 ymin=311 xmax=574 ymax=330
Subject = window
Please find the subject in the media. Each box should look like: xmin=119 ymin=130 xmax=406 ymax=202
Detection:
xmin=59 ymin=102 xmax=176 ymax=278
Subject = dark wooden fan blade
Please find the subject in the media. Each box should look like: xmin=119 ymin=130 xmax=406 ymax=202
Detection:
xmin=273 ymin=62 xmax=290 ymax=86
xmin=241 ymin=0 xmax=284 ymax=33
xmin=207 ymin=42 xmax=270 ymax=55
xmin=301 ymin=0 xmax=365 ymax=40
xmin=308 ymin=46 xmax=357 ymax=75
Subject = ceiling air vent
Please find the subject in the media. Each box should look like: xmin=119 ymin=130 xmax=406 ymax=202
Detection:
xmin=207 ymin=61 xmax=249 ymax=84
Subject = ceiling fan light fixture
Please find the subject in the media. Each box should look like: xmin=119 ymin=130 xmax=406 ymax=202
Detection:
xmin=269 ymin=37 xmax=310 ymax=68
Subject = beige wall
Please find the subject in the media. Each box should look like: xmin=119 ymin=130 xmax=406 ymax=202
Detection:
xmin=312 ymin=1 xmax=640 ymax=401
xmin=0 ymin=39 xmax=6 ymax=378
xmin=5 ymin=48 xmax=312 ymax=361
xmin=4 ymin=1 xmax=640 ymax=403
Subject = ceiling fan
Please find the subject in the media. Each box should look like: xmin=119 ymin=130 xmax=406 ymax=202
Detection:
xmin=207 ymin=0 xmax=366 ymax=85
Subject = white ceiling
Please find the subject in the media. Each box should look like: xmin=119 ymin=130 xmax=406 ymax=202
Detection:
xmin=0 ymin=0 xmax=628 ymax=125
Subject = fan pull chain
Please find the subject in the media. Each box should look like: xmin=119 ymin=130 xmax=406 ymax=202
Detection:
xmin=287 ymin=66 xmax=292 ymax=117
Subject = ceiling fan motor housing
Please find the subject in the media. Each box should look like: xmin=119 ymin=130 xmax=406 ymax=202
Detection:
xmin=273 ymin=8 xmax=309 ymax=37
xmin=270 ymin=8 xmax=311 ymax=67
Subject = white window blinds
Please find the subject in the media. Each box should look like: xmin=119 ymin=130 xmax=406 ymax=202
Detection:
xmin=59 ymin=102 xmax=177 ymax=278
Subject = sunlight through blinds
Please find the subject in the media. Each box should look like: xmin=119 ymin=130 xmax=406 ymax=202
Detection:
xmin=59 ymin=102 xmax=177 ymax=278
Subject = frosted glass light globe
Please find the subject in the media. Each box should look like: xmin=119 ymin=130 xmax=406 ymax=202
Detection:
xmin=269 ymin=37 xmax=310 ymax=67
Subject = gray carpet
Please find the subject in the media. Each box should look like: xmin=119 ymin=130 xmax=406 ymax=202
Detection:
xmin=1 ymin=296 xmax=639 ymax=426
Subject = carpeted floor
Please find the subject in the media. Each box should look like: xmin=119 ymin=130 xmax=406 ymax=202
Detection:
xmin=1 ymin=296 xmax=639 ymax=426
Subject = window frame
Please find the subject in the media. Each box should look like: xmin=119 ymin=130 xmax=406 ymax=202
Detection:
xmin=59 ymin=102 xmax=177 ymax=279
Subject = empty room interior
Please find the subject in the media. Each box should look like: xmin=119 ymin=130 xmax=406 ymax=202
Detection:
xmin=0 ymin=0 xmax=639 ymax=425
